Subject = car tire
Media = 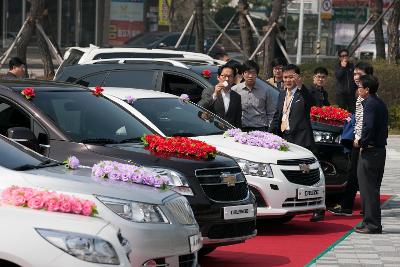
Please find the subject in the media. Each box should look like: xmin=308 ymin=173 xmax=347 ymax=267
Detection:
xmin=199 ymin=247 xmax=217 ymax=257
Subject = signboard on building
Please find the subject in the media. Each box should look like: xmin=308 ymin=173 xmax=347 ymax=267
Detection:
xmin=320 ymin=0 xmax=333 ymax=20
xmin=333 ymin=7 xmax=368 ymax=23
xmin=109 ymin=0 xmax=144 ymax=46
xmin=159 ymin=0 xmax=172 ymax=26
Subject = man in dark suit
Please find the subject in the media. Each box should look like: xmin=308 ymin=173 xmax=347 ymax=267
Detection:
xmin=269 ymin=64 xmax=324 ymax=222
xmin=309 ymin=67 xmax=330 ymax=107
xmin=198 ymin=65 xmax=242 ymax=128
xmin=269 ymin=64 xmax=316 ymax=150
xmin=355 ymin=75 xmax=388 ymax=234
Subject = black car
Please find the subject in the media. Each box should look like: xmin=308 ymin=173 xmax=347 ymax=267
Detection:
xmin=0 ymin=79 xmax=256 ymax=253
xmin=54 ymin=61 xmax=349 ymax=196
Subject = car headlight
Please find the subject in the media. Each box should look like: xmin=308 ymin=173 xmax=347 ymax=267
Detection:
xmin=313 ymin=131 xmax=341 ymax=144
xmin=97 ymin=196 xmax=169 ymax=223
xmin=234 ymin=158 xmax=273 ymax=178
xmin=36 ymin=228 xmax=120 ymax=265
xmin=147 ymin=168 xmax=194 ymax=196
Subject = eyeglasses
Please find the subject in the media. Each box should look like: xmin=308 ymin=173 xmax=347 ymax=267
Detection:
xmin=273 ymin=66 xmax=283 ymax=71
xmin=339 ymin=54 xmax=348 ymax=57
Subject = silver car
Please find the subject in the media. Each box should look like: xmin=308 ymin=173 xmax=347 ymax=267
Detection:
xmin=0 ymin=134 xmax=201 ymax=267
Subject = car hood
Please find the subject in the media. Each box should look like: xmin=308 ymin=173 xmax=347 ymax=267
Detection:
xmin=10 ymin=165 xmax=176 ymax=205
xmin=192 ymin=135 xmax=316 ymax=164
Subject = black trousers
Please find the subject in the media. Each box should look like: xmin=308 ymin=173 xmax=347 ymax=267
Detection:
xmin=336 ymin=92 xmax=356 ymax=113
xmin=357 ymin=147 xmax=386 ymax=231
xmin=341 ymin=146 xmax=360 ymax=210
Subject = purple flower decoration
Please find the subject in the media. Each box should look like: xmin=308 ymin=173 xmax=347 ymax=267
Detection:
xmin=63 ymin=156 xmax=80 ymax=170
xmin=91 ymin=161 xmax=172 ymax=189
xmin=125 ymin=96 xmax=136 ymax=104
xmin=224 ymin=129 xmax=289 ymax=151
xmin=179 ymin=94 xmax=190 ymax=102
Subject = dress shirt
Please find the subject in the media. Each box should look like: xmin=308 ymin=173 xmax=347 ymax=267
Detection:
xmin=283 ymin=88 xmax=297 ymax=130
xmin=232 ymin=82 xmax=272 ymax=128
xmin=213 ymin=89 xmax=231 ymax=114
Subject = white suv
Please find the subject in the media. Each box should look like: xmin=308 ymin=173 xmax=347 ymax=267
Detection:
xmin=104 ymin=88 xmax=326 ymax=223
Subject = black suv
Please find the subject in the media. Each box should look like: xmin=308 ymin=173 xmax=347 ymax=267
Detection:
xmin=0 ymin=79 xmax=256 ymax=252
xmin=55 ymin=62 xmax=349 ymax=196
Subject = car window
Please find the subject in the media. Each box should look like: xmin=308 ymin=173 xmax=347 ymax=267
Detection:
xmin=0 ymin=135 xmax=46 ymax=170
xmin=93 ymin=52 xmax=184 ymax=59
xmin=132 ymin=98 xmax=231 ymax=137
xmin=57 ymin=49 xmax=84 ymax=74
xmin=162 ymin=73 xmax=206 ymax=103
xmin=0 ymin=99 xmax=31 ymax=136
xmin=76 ymin=72 xmax=107 ymax=87
xmin=30 ymin=90 xmax=153 ymax=143
xmin=161 ymin=35 xmax=179 ymax=46
xmin=103 ymin=70 xmax=156 ymax=89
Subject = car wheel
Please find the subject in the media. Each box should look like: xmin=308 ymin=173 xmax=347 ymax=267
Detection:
xmin=199 ymin=247 xmax=217 ymax=257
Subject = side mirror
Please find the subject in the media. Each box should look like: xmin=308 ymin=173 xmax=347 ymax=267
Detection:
xmin=7 ymin=127 xmax=40 ymax=152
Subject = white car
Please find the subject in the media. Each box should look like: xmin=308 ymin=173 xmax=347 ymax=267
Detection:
xmin=0 ymin=204 xmax=131 ymax=267
xmin=104 ymin=88 xmax=326 ymax=223
xmin=0 ymin=135 xmax=201 ymax=267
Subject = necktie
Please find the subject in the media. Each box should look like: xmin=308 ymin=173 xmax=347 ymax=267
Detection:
xmin=280 ymin=90 xmax=292 ymax=132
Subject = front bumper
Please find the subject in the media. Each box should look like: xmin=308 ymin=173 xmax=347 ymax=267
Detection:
xmin=246 ymin=162 xmax=326 ymax=218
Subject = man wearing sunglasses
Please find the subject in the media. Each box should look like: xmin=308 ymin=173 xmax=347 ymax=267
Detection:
xmin=334 ymin=49 xmax=357 ymax=112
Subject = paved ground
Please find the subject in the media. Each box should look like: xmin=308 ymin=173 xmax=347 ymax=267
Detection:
xmin=311 ymin=136 xmax=400 ymax=267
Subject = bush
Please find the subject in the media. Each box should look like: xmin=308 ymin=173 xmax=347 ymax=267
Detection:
xmin=388 ymin=105 xmax=400 ymax=131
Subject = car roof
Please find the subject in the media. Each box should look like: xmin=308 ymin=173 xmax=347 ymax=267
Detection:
xmin=85 ymin=58 xmax=190 ymax=69
xmin=104 ymin=87 xmax=178 ymax=100
xmin=0 ymin=79 xmax=87 ymax=91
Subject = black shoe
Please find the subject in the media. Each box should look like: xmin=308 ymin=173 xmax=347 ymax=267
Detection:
xmin=355 ymin=223 xmax=365 ymax=230
xmin=328 ymin=205 xmax=353 ymax=216
xmin=310 ymin=211 xmax=325 ymax=222
xmin=355 ymin=226 xmax=382 ymax=234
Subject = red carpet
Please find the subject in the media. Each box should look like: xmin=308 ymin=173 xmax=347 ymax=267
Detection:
xmin=200 ymin=194 xmax=391 ymax=267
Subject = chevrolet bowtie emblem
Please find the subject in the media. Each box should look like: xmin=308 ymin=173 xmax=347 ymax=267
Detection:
xmin=221 ymin=173 xmax=236 ymax=186
xmin=299 ymin=163 xmax=311 ymax=174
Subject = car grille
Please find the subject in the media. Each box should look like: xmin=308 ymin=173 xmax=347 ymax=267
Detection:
xmin=195 ymin=167 xmax=249 ymax=202
xmin=249 ymin=186 xmax=267 ymax=207
xmin=165 ymin=198 xmax=197 ymax=225
xmin=207 ymin=220 xmax=256 ymax=239
xmin=179 ymin=253 xmax=196 ymax=267
xmin=281 ymin=169 xmax=320 ymax=186
xmin=277 ymin=157 xmax=316 ymax=166
xmin=282 ymin=197 xmax=324 ymax=208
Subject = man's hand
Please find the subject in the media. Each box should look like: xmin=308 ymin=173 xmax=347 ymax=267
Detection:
xmin=293 ymin=73 xmax=302 ymax=88
xmin=214 ymin=83 xmax=224 ymax=95
xmin=340 ymin=59 xmax=348 ymax=67
xmin=353 ymin=139 xmax=360 ymax=148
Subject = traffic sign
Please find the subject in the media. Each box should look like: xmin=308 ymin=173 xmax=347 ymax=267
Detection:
xmin=320 ymin=0 xmax=332 ymax=20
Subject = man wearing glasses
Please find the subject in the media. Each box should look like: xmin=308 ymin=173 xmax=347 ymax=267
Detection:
xmin=334 ymin=49 xmax=357 ymax=112
xmin=198 ymin=65 xmax=242 ymax=128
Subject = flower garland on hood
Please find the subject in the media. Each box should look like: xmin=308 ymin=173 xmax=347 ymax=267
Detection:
xmin=142 ymin=134 xmax=217 ymax=160
xmin=224 ymin=129 xmax=289 ymax=151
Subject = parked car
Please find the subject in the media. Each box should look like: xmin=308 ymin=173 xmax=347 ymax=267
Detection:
xmin=0 ymin=79 xmax=256 ymax=254
xmin=0 ymin=203 xmax=131 ymax=267
xmin=54 ymin=60 xmax=348 ymax=195
xmin=123 ymin=32 xmax=225 ymax=55
xmin=0 ymin=134 xmax=200 ymax=266
xmin=101 ymin=88 xmax=326 ymax=225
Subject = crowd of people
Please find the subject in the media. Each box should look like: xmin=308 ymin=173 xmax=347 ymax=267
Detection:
xmin=201 ymin=53 xmax=388 ymax=231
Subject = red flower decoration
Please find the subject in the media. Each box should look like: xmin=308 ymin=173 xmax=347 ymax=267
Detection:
xmin=21 ymin=87 xmax=35 ymax=100
xmin=201 ymin=69 xmax=212 ymax=79
xmin=92 ymin=86 xmax=104 ymax=96
xmin=310 ymin=106 xmax=351 ymax=126
xmin=142 ymin=134 xmax=217 ymax=160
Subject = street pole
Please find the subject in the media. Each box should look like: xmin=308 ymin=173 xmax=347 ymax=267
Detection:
xmin=316 ymin=0 xmax=322 ymax=63
xmin=296 ymin=0 xmax=304 ymax=65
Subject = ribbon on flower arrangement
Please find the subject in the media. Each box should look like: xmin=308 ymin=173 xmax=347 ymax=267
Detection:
xmin=224 ymin=129 xmax=289 ymax=151
xmin=1 ymin=185 xmax=98 ymax=216
xmin=142 ymin=134 xmax=217 ymax=160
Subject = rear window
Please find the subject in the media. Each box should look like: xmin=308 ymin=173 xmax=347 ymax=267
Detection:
xmin=103 ymin=70 xmax=156 ymax=89
xmin=57 ymin=49 xmax=84 ymax=75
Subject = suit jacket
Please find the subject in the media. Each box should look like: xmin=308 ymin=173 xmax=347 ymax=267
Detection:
xmin=269 ymin=84 xmax=316 ymax=149
xmin=309 ymin=84 xmax=330 ymax=107
xmin=198 ymin=87 xmax=242 ymax=128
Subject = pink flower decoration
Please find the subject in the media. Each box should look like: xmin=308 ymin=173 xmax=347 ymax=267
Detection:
xmin=27 ymin=196 xmax=45 ymax=209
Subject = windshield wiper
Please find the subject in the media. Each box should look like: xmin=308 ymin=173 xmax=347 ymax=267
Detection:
xmin=170 ymin=132 xmax=196 ymax=137
xmin=13 ymin=160 xmax=62 ymax=171
xmin=119 ymin=137 xmax=142 ymax=144
xmin=203 ymin=131 xmax=225 ymax=136
xmin=80 ymin=138 xmax=117 ymax=144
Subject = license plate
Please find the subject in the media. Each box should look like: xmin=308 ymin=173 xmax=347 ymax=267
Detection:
xmin=297 ymin=187 xmax=325 ymax=199
xmin=223 ymin=204 xmax=254 ymax=220
xmin=189 ymin=234 xmax=202 ymax=253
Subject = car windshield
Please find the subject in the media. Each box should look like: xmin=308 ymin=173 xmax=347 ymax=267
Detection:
xmin=124 ymin=33 xmax=165 ymax=47
xmin=30 ymin=89 xmax=154 ymax=144
xmin=0 ymin=135 xmax=50 ymax=170
xmin=131 ymin=98 xmax=232 ymax=137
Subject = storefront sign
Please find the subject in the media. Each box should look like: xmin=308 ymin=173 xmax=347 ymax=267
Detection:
xmin=159 ymin=0 xmax=172 ymax=26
